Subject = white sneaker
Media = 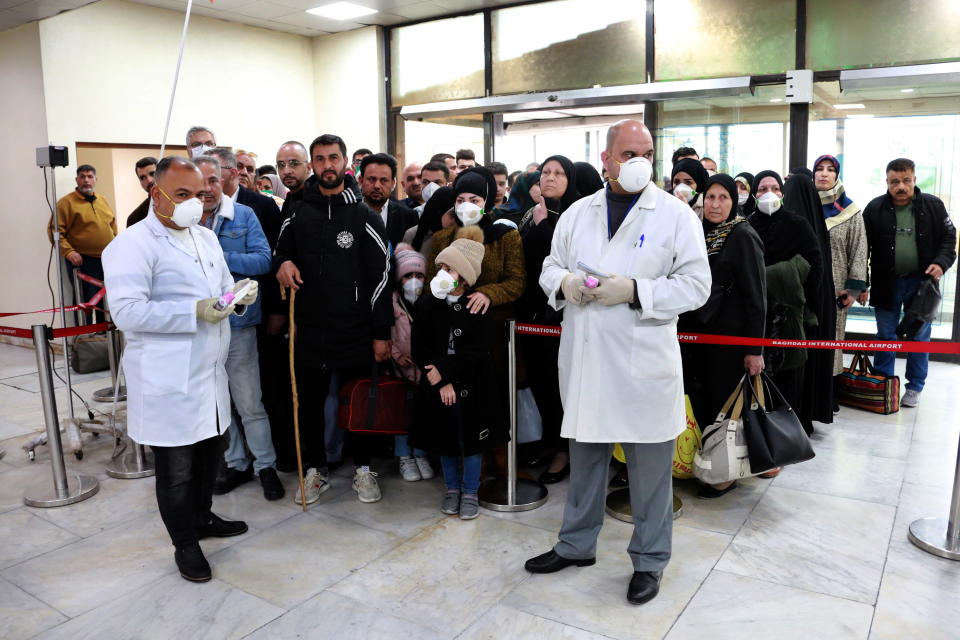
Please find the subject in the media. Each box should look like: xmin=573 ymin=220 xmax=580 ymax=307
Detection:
xmin=353 ymin=468 xmax=382 ymax=503
xmin=414 ymin=456 xmax=434 ymax=480
xmin=295 ymin=467 xmax=330 ymax=505
xmin=399 ymin=456 xmax=421 ymax=482
xmin=901 ymin=389 xmax=921 ymax=408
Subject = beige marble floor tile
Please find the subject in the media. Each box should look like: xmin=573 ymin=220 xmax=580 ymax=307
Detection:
xmin=35 ymin=574 xmax=283 ymax=640
xmin=811 ymin=413 xmax=914 ymax=460
xmin=331 ymin=515 xmax=555 ymax=635
xmin=461 ymin=604 xmax=611 ymax=640
xmin=770 ymin=447 xmax=905 ymax=506
xmin=2 ymin=513 xmax=248 ymax=617
xmin=507 ymin=521 xmax=732 ymax=640
xmin=209 ymin=474 xmax=320 ymax=533
xmin=0 ymin=417 xmax=36 ymax=441
xmin=673 ymin=477 xmax=770 ymax=535
xmin=870 ymin=572 xmax=960 ymax=639
xmin=0 ymin=508 xmax=80 ymax=569
xmin=715 ymin=487 xmax=894 ymax=604
xmin=244 ymin=590 xmax=448 ymax=640
xmin=903 ymin=441 xmax=957 ymax=489
xmin=483 ymin=479 xmax=568 ymax=534
xmin=211 ymin=511 xmax=401 ymax=608
xmin=665 ymin=571 xmax=873 ymax=640
xmin=0 ymin=576 xmax=68 ymax=640
xmin=911 ymin=406 xmax=960 ymax=444
xmin=0 ymin=465 xmax=45 ymax=513
xmin=25 ymin=475 xmax=157 ymax=538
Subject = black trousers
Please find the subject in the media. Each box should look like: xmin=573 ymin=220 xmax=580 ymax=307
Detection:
xmin=294 ymin=357 xmax=371 ymax=469
xmin=257 ymin=325 xmax=296 ymax=469
xmin=152 ymin=435 xmax=220 ymax=549
xmin=66 ymin=254 xmax=105 ymax=324
xmin=521 ymin=334 xmax=567 ymax=453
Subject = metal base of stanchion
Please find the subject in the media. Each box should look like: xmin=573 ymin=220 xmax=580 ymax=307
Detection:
xmin=105 ymin=450 xmax=154 ymax=479
xmin=605 ymin=487 xmax=683 ymax=522
xmin=92 ymin=386 xmax=126 ymax=403
xmin=23 ymin=472 xmax=99 ymax=508
xmin=908 ymin=517 xmax=960 ymax=561
xmin=478 ymin=477 xmax=548 ymax=512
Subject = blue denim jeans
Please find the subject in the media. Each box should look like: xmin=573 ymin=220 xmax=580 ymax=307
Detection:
xmin=224 ymin=326 xmax=277 ymax=473
xmin=440 ymin=454 xmax=483 ymax=495
xmin=873 ymin=275 xmax=931 ymax=392
xmin=394 ymin=434 xmax=426 ymax=458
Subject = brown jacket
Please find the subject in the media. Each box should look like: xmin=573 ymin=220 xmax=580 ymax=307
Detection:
xmin=48 ymin=190 xmax=117 ymax=258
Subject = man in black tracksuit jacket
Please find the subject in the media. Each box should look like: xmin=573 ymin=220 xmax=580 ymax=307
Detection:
xmin=275 ymin=134 xmax=392 ymax=503
xmin=861 ymin=157 xmax=956 ymax=404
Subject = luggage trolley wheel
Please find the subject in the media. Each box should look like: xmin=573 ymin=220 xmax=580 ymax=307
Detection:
xmin=74 ymin=450 xmax=83 ymax=461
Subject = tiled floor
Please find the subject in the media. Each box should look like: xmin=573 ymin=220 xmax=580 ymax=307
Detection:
xmin=1 ymin=342 xmax=959 ymax=639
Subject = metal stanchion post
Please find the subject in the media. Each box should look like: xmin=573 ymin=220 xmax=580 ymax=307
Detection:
xmin=479 ymin=320 xmax=548 ymax=512
xmin=605 ymin=487 xmax=683 ymax=522
xmin=72 ymin=270 xmax=85 ymax=328
xmin=23 ymin=325 xmax=99 ymax=508
xmin=106 ymin=440 xmax=155 ymax=479
xmin=908 ymin=435 xmax=960 ymax=560
xmin=93 ymin=320 xmax=126 ymax=402
xmin=47 ymin=167 xmax=76 ymax=424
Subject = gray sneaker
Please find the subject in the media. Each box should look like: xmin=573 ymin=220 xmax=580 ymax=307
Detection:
xmin=459 ymin=494 xmax=480 ymax=520
xmin=352 ymin=468 xmax=382 ymax=503
xmin=901 ymin=389 xmax=921 ymax=408
xmin=294 ymin=467 xmax=330 ymax=506
xmin=441 ymin=490 xmax=460 ymax=514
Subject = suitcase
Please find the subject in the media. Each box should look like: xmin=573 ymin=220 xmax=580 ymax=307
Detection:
xmin=337 ymin=367 xmax=415 ymax=435
xmin=836 ymin=352 xmax=900 ymax=414
xmin=70 ymin=334 xmax=109 ymax=374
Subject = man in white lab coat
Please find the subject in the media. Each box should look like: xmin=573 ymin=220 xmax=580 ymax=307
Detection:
xmin=103 ymin=157 xmax=258 ymax=583
xmin=524 ymin=120 xmax=711 ymax=605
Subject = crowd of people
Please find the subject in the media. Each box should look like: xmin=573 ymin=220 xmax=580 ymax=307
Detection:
xmin=48 ymin=120 xmax=955 ymax=602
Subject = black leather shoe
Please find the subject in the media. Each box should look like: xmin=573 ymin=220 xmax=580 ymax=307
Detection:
xmin=539 ymin=464 xmax=570 ymax=485
xmin=175 ymin=544 xmax=211 ymax=582
xmin=198 ymin=513 xmax=248 ymax=539
xmin=697 ymin=481 xmax=738 ymax=500
xmin=627 ymin=571 xmax=662 ymax=605
xmin=524 ymin=550 xmax=596 ymax=574
xmin=213 ymin=466 xmax=253 ymax=495
xmin=259 ymin=468 xmax=285 ymax=501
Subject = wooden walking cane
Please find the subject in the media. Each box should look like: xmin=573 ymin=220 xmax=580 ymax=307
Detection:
xmin=281 ymin=285 xmax=308 ymax=512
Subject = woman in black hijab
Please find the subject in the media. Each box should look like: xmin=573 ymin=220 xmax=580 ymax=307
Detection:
xmin=783 ymin=173 xmax=836 ymax=429
xmin=574 ymin=161 xmax=604 ymax=198
xmin=734 ymin=171 xmax=755 ymax=216
xmin=494 ymin=171 xmax=540 ymax=226
xmin=409 ymin=186 xmax=456 ymax=255
xmin=518 ymin=155 xmax=579 ymax=484
xmin=671 ymin=157 xmax=709 ymax=218
xmin=680 ymin=174 xmax=766 ymax=498
xmin=749 ymin=170 xmax=823 ymax=447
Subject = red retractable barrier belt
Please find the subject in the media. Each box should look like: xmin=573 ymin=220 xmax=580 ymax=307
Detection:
xmin=0 ymin=273 xmax=112 ymax=338
xmin=514 ymin=322 xmax=960 ymax=355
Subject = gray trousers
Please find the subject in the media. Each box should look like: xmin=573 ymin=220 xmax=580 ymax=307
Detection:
xmin=554 ymin=439 xmax=674 ymax=572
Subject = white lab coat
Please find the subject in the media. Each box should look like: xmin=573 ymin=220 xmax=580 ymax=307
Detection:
xmin=102 ymin=210 xmax=233 ymax=447
xmin=540 ymin=184 xmax=711 ymax=443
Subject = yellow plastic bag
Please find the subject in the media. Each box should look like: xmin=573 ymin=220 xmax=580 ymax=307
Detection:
xmin=612 ymin=395 xmax=700 ymax=479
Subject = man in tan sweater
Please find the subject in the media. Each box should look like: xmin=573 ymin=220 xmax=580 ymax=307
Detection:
xmin=48 ymin=164 xmax=117 ymax=320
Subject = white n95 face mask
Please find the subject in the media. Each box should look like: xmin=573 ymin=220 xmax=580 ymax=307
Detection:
xmin=756 ymin=192 xmax=782 ymax=215
xmin=613 ymin=157 xmax=652 ymax=193
xmin=189 ymin=144 xmax=214 ymax=159
xmin=430 ymin=270 xmax=458 ymax=299
xmin=156 ymin=187 xmax=202 ymax=227
xmin=738 ymin=192 xmax=749 ymax=206
xmin=402 ymin=277 xmax=424 ymax=304
xmin=455 ymin=201 xmax=484 ymax=226
xmin=673 ymin=183 xmax=696 ymax=204
xmin=421 ymin=181 xmax=440 ymax=203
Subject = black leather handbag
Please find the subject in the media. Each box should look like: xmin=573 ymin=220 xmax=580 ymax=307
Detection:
xmin=742 ymin=373 xmax=815 ymax=471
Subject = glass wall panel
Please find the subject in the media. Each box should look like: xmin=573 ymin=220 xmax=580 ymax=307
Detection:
xmin=390 ymin=14 xmax=484 ymax=106
xmin=491 ymin=0 xmax=645 ymax=95
xmin=654 ymin=0 xmax=794 ymax=81
xmin=809 ymin=81 xmax=960 ymax=339
xmin=402 ymin=115 xmax=486 ymax=171
xmin=807 ymin=0 xmax=960 ymax=71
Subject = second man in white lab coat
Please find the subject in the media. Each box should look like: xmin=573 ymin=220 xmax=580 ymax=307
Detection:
xmin=524 ymin=120 xmax=711 ymax=606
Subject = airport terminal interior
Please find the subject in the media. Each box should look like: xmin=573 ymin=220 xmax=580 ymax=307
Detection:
xmin=1 ymin=0 xmax=960 ymax=638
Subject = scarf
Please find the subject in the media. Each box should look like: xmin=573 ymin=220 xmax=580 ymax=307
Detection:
xmin=818 ymin=177 xmax=858 ymax=220
xmin=701 ymin=174 xmax=744 ymax=256
xmin=704 ymin=216 xmax=746 ymax=256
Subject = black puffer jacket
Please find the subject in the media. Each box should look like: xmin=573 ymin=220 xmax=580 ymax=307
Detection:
xmin=862 ymin=187 xmax=957 ymax=310
xmin=274 ymin=174 xmax=392 ymax=367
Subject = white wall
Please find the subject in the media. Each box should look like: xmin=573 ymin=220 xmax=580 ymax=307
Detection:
xmin=0 ymin=23 xmax=53 ymax=331
xmin=38 ymin=0 xmax=318 ymax=196
xmin=311 ymin=26 xmax=386 ymax=155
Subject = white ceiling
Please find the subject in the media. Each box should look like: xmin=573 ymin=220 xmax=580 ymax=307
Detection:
xmin=0 ymin=0 xmax=520 ymax=37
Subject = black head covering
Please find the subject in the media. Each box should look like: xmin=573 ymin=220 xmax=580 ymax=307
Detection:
xmin=734 ymin=171 xmax=755 ymax=215
xmin=453 ymin=166 xmax=498 ymax=211
xmin=671 ymin=158 xmax=709 ymax=205
xmin=538 ymin=155 xmax=580 ymax=213
xmin=411 ymin=186 xmax=455 ymax=251
xmin=573 ymin=161 xmax=603 ymax=199
xmin=789 ymin=167 xmax=814 ymax=181
xmin=702 ymin=174 xmax=740 ymax=226
xmin=751 ymin=169 xmax=784 ymax=196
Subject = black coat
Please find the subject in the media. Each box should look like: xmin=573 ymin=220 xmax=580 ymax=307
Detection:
xmin=410 ymin=293 xmax=508 ymax=457
xmin=749 ymin=210 xmax=823 ymax=306
xmin=274 ymin=174 xmax=393 ymax=368
xmin=863 ymin=187 xmax=957 ymax=310
xmin=375 ymin=199 xmax=419 ymax=251
xmin=126 ymin=197 xmax=150 ymax=228
xmin=238 ymin=186 xmax=283 ymax=250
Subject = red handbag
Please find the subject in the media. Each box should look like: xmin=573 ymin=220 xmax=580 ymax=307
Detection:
xmin=337 ymin=366 xmax=416 ymax=435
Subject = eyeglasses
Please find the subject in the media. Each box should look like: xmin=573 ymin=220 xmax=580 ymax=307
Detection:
xmin=276 ymin=160 xmax=304 ymax=169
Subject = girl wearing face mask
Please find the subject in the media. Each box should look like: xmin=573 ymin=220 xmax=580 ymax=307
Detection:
xmin=411 ymin=228 xmax=507 ymax=520
xmin=670 ymin=158 xmax=709 ymax=219
xmin=748 ymin=170 xmax=825 ymax=449
xmin=390 ymin=245 xmax=435 ymax=483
